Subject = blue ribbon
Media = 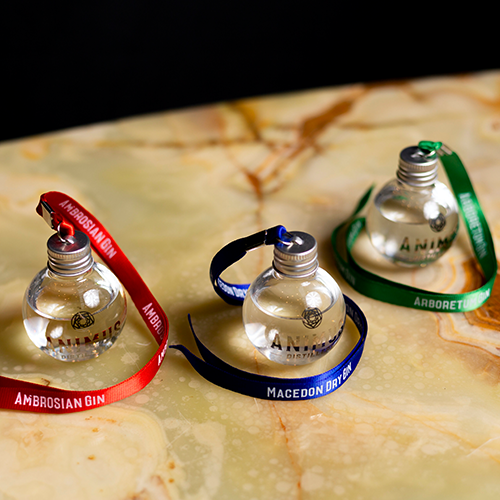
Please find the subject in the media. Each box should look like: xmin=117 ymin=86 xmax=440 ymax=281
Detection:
xmin=170 ymin=226 xmax=368 ymax=400
xmin=210 ymin=225 xmax=286 ymax=305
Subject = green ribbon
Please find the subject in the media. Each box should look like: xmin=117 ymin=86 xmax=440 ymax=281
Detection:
xmin=331 ymin=142 xmax=497 ymax=312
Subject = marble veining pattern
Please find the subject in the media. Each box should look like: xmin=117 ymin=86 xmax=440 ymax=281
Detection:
xmin=1 ymin=71 xmax=500 ymax=499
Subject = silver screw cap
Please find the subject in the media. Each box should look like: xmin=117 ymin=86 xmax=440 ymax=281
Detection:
xmin=273 ymin=231 xmax=318 ymax=277
xmin=47 ymin=230 xmax=94 ymax=276
xmin=397 ymin=146 xmax=439 ymax=187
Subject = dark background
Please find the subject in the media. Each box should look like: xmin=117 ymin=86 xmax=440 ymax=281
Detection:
xmin=1 ymin=2 xmax=496 ymax=143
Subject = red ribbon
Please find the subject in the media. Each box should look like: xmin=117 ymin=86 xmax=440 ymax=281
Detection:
xmin=0 ymin=192 xmax=169 ymax=413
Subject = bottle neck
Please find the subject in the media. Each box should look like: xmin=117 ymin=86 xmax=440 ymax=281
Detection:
xmin=271 ymin=263 xmax=318 ymax=280
xmin=395 ymin=178 xmax=436 ymax=191
xmin=272 ymin=255 xmax=319 ymax=278
xmin=46 ymin=263 xmax=94 ymax=281
xmin=396 ymin=166 xmax=438 ymax=187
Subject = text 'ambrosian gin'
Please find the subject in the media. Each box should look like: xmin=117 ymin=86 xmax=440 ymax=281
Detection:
xmin=366 ymin=145 xmax=459 ymax=266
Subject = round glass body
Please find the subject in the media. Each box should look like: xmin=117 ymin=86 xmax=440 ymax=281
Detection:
xmin=23 ymin=262 xmax=127 ymax=362
xmin=242 ymin=267 xmax=346 ymax=365
xmin=366 ymin=179 xmax=459 ymax=266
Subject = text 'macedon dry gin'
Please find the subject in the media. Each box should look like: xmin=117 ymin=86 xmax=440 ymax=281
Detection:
xmin=242 ymin=231 xmax=345 ymax=365
xmin=22 ymin=230 xmax=127 ymax=362
xmin=366 ymin=145 xmax=459 ymax=266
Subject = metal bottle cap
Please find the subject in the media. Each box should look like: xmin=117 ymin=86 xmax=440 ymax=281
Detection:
xmin=397 ymin=146 xmax=439 ymax=187
xmin=273 ymin=231 xmax=318 ymax=277
xmin=47 ymin=230 xmax=94 ymax=276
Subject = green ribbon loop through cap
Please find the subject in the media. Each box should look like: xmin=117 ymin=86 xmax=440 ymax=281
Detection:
xmin=331 ymin=142 xmax=497 ymax=313
xmin=418 ymin=140 xmax=443 ymax=155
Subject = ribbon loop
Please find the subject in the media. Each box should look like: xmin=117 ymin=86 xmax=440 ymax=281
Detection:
xmin=332 ymin=143 xmax=497 ymax=312
xmin=170 ymin=296 xmax=367 ymax=401
xmin=418 ymin=140 xmax=443 ymax=155
xmin=0 ymin=192 xmax=169 ymax=413
xmin=170 ymin=226 xmax=369 ymax=401
xmin=210 ymin=225 xmax=286 ymax=306
xmin=36 ymin=197 xmax=75 ymax=238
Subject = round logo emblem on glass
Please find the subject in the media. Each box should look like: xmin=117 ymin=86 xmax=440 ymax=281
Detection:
xmin=301 ymin=307 xmax=323 ymax=329
xmin=429 ymin=213 xmax=446 ymax=233
xmin=71 ymin=311 xmax=95 ymax=330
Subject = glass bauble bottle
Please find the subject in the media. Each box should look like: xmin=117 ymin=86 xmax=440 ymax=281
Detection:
xmin=366 ymin=145 xmax=459 ymax=266
xmin=242 ymin=231 xmax=345 ymax=365
xmin=22 ymin=230 xmax=127 ymax=362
